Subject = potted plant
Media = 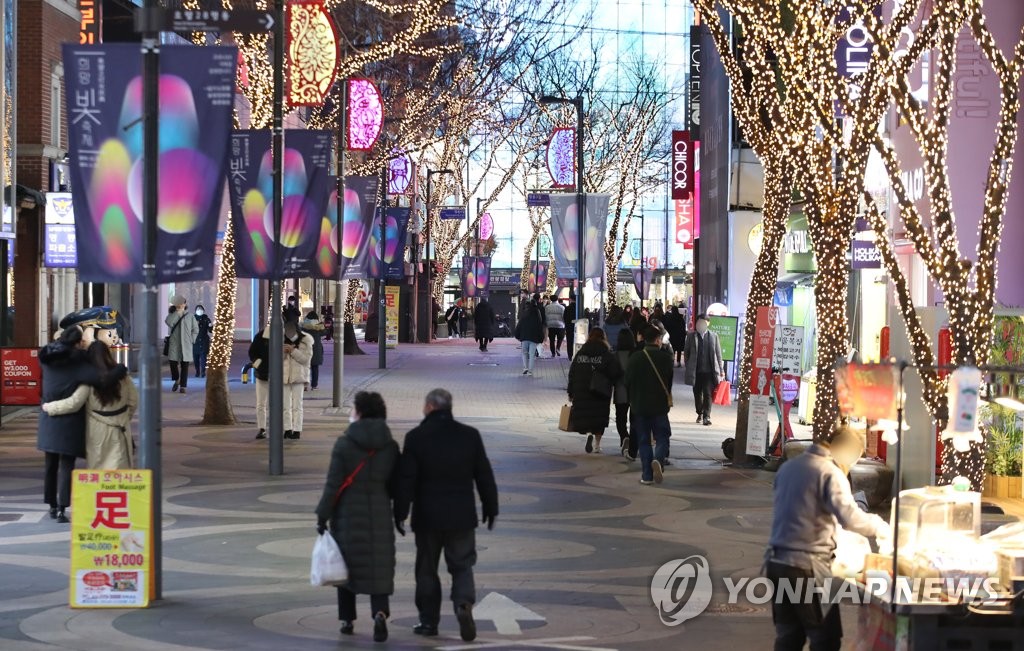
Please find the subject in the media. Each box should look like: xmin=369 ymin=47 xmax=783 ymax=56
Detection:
xmin=981 ymin=403 xmax=1023 ymax=499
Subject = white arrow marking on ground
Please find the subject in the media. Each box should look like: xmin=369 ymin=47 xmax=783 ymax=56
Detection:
xmin=474 ymin=591 xmax=546 ymax=635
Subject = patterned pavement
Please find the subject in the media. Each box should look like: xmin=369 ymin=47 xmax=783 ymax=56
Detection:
xmin=0 ymin=336 xmax=825 ymax=650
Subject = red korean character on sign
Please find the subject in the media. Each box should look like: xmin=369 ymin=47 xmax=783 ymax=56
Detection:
xmin=90 ymin=491 xmax=130 ymax=530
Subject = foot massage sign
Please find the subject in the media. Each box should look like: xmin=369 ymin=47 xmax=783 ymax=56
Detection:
xmin=70 ymin=470 xmax=152 ymax=608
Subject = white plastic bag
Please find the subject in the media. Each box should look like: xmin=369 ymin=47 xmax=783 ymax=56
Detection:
xmin=310 ymin=531 xmax=348 ymax=586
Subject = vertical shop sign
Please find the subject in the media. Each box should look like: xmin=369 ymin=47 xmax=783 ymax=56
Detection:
xmin=384 ymin=286 xmax=400 ymax=349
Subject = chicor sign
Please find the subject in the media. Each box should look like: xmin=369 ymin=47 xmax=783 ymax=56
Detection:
xmin=671 ymin=130 xmax=694 ymax=200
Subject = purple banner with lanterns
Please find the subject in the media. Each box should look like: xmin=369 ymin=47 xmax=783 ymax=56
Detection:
xmin=62 ymin=44 xmax=237 ymax=283
xmin=548 ymin=194 xmax=610 ymax=280
xmin=227 ymin=129 xmax=333 ymax=279
xmin=367 ymin=206 xmax=410 ymax=281
xmin=339 ymin=175 xmax=380 ymax=280
xmin=462 ymin=256 xmax=492 ymax=298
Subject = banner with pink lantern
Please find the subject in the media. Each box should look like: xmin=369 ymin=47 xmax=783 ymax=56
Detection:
xmin=548 ymin=194 xmax=610 ymax=280
xmin=227 ymin=129 xmax=333 ymax=279
xmin=62 ymin=44 xmax=237 ymax=283
xmin=461 ymin=256 xmax=491 ymax=298
xmin=338 ymin=176 xmax=380 ymax=280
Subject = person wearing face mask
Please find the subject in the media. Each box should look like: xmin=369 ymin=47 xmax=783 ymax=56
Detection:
xmin=282 ymin=312 xmax=314 ymax=439
xmin=165 ymin=295 xmax=199 ymax=394
xmin=192 ymin=305 xmax=212 ymax=378
xmin=315 ymin=391 xmax=400 ymax=642
xmin=683 ymin=314 xmax=724 ymax=426
xmin=766 ymin=425 xmax=892 ymax=651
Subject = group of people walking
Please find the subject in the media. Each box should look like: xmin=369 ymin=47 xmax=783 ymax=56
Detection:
xmin=514 ymin=292 xmax=575 ymax=374
xmin=315 ymin=388 xmax=498 ymax=643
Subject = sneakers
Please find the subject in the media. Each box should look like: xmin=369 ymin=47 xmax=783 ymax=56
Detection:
xmin=456 ymin=603 xmax=477 ymax=642
xmin=703 ymin=418 xmax=712 ymax=426
xmin=695 ymin=415 xmax=703 ymax=424
xmin=526 ymin=370 xmax=533 ymax=376
xmin=585 ymin=434 xmax=594 ymax=454
xmin=652 ymin=460 xmax=664 ymax=484
xmin=620 ymin=438 xmax=629 ymax=456
xmin=255 ymin=429 xmax=267 ymax=440
xmin=373 ymin=612 xmax=388 ymax=643
xmin=639 ymin=479 xmax=654 ymax=485
xmin=522 ymin=369 xmax=529 ymax=375
xmin=179 ymin=386 xmax=186 ymax=394
xmin=593 ymin=436 xmax=602 ymax=454
xmin=172 ymin=382 xmax=179 ymax=392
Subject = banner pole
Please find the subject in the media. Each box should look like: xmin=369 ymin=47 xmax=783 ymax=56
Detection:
xmin=378 ymin=164 xmax=388 ymax=369
xmin=139 ymin=0 xmax=163 ymax=600
xmin=268 ymin=0 xmax=285 ymax=475
xmin=332 ymin=80 xmax=346 ymax=408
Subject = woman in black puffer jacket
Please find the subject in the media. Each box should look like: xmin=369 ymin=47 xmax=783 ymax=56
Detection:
xmin=567 ymin=328 xmax=623 ymax=455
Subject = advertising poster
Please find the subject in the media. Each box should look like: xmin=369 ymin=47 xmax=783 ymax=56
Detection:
xmin=772 ymin=324 xmax=805 ymax=375
xmin=834 ymin=363 xmax=899 ymax=421
xmin=339 ymin=176 xmax=379 ymax=280
xmin=63 ymin=44 xmax=236 ymax=283
xmin=228 ymin=129 xmax=333 ymax=279
xmin=70 ymin=469 xmax=152 ymax=608
xmin=311 ymin=176 xmax=338 ymax=279
xmin=632 ymin=268 xmax=653 ymax=300
xmin=367 ymin=207 xmax=410 ymax=281
xmin=746 ymin=394 xmax=771 ymax=456
xmin=548 ymin=194 xmax=610 ymax=280
xmin=749 ymin=306 xmax=778 ymax=396
xmin=708 ymin=315 xmax=739 ymax=362
xmin=1 ymin=349 xmax=42 ymax=405
xmin=384 ymin=285 xmax=400 ymax=349
xmin=462 ymin=256 xmax=492 ymax=298
xmin=528 ymin=260 xmax=548 ymax=293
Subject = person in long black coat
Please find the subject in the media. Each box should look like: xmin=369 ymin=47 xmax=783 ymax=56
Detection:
xmin=472 ymin=299 xmax=496 ymax=352
xmin=38 ymin=323 xmax=104 ymax=522
xmin=664 ymin=305 xmax=687 ymax=367
xmin=567 ymin=327 xmax=624 ymax=455
xmin=315 ymin=391 xmax=400 ymax=642
xmin=394 ymin=388 xmax=498 ymax=642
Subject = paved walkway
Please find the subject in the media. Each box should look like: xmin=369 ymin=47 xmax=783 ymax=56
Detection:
xmin=0 ymin=336 xmax=826 ymax=650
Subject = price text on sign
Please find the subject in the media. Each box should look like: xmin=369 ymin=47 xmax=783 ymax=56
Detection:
xmin=70 ymin=470 xmax=152 ymax=608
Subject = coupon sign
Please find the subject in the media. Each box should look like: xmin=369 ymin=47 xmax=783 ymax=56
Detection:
xmin=70 ymin=470 xmax=152 ymax=608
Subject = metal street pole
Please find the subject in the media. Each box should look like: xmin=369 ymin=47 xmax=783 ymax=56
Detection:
xmin=378 ymin=163 xmax=388 ymax=369
xmin=332 ymin=80 xmax=347 ymax=408
xmin=640 ymin=211 xmax=645 ymax=308
xmin=139 ymin=0 xmax=163 ymax=599
xmin=268 ymin=0 xmax=285 ymax=474
xmin=574 ymin=96 xmax=586 ymax=325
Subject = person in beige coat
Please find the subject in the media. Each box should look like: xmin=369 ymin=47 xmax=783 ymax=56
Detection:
xmin=282 ymin=313 xmax=314 ymax=439
xmin=42 ymin=341 xmax=138 ymax=469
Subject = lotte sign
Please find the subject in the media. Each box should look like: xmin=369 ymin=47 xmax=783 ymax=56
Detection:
xmin=671 ymin=130 xmax=694 ymax=200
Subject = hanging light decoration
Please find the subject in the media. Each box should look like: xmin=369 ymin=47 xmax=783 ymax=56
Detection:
xmin=285 ymin=0 xmax=339 ymax=107
xmin=347 ymin=78 xmax=384 ymax=152
xmin=546 ymin=127 xmax=576 ymax=189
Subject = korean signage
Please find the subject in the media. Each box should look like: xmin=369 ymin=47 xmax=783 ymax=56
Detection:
xmin=44 ymin=193 xmax=78 ymax=268
xmin=70 ymin=469 xmax=152 ymax=608
xmin=749 ymin=306 xmax=778 ymax=396
xmin=746 ymin=394 xmax=770 ymax=456
xmin=62 ymin=44 xmax=237 ymax=283
xmin=708 ymin=315 xmax=738 ymax=362
xmin=1 ymin=349 xmax=42 ymax=406
xmin=835 ymin=363 xmax=898 ymax=421
xmin=851 ymin=240 xmax=882 ymax=269
xmin=671 ymin=130 xmax=694 ymax=200
xmin=772 ymin=324 xmax=805 ymax=375
xmin=384 ymin=285 xmax=400 ymax=349
xmin=79 ymin=0 xmax=101 ymax=44
xmin=439 ymin=206 xmax=467 ymax=221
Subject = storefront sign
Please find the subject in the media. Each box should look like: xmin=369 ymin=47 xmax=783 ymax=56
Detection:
xmin=688 ymin=25 xmax=704 ymax=140
xmin=851 ymin=240 xmax=882 ymax=269
xmin=835 ymin=363 xmax=898 ymax=421
xmin=708 ymin=315 xmax=738 ymax=362
xmin=44 ymin=225 xmax=78 ymax=268
xmin=1 ymin=349 xmax=42 ymax=406
xmin=749 ymin=306 xmax=779 ymax=396
xmin=671 ymin=130 xmax=693 ymax=200
xmin=70 ymin=469 xmax=152 ymax=608
xmin=674 ymin=198 xmax=694 ymax=246
xmin=772 ymin=324 xmax=805 ymax=375
xmin=78 ymin=0 xmax=101 ymax=44
xmin=746 ymin=394 xmax=770 ymax=456
xmin=384 ymin=286 xmax=400 ymax=349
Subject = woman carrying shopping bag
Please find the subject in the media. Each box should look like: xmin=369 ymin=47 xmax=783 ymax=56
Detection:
xmin=567 ymin=328 xmax=623 ymax=454
xmin=315 ymin=391 xmax=400 ymax=643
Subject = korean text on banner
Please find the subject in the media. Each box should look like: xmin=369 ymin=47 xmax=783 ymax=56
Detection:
xmin=384 ymin=286 xmax=400 ymax=349
xmin=772 ymin=324 xmax=805 ymax=375
xmin=70 ymin=470 xmax=152 ymax=608
xmin=749 ymin=306 xmax=778 ymax=396
xmin=62 ymin=44 xmax=236 ymax=283
xmin=746 ymin=394 xmax=771 ymax=456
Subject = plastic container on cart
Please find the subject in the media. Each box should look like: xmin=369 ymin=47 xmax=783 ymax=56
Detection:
xmin=893 ymin=486 xmax=982 ymax=554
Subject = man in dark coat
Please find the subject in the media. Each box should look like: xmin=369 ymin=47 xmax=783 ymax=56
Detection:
xmin=248 ymin=326 xmax=271 ymax=439
xmin=316 ymin=391 xmax=400 ymax=641
xmin=514 ymin=294 xmax=546 ymax=376
xmin=38 ymin=308 xmax=115 ymax=522
xmin=394 ymin=388 xmax=499 ymax=642
xmin=626 ymin=326 xmax=675 ymax=485
xmin=472 ymin=299 xmax=496 ymax=351
xmin=683 ymin=313 xmax=725 ymax=426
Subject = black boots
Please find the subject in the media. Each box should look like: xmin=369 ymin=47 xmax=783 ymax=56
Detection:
xmin=56 ymin=508 xmax=69 ymax=524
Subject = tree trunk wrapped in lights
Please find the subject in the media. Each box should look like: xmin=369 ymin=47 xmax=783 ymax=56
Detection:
xmin=202 ymin=222 xmax=239 ymax=425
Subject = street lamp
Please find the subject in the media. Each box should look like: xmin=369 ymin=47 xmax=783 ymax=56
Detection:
xmin=424 ymin=168 xmax=454 ymax=343
xmin=539 ymin=94 xmax=585 ymax=322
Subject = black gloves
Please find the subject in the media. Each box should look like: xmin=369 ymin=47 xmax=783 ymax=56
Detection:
xmin=483 ymin=514 xmax=496 ymax=531
xmin=316 ymin=520 xmax=327 ymax=535
xmin=395 ymin=518 xmax=406 ymax=537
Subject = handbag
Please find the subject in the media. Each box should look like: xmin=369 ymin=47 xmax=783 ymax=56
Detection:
xmin=310 ymin=449 xmax=376 ymax=587
xmin=163 ymin=315 xmax=183 ymax=357
xmin=558 ymin=403 xmax=573 ymax=431
xmin=643 ymin=349 xmax=674 ymax=409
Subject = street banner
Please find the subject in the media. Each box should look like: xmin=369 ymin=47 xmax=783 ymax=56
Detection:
xmin=708 ymin=315 xmax=738 ymax=362
xmin=772 ymin=324 xmax=805 ymax=375
xmin=632 ymin=268 xmax=653 ymax=300
xmin=367 ymin=206 xmax=410 ymax=281
xmin=340 ymin=175 xmax=380 ymax=280
xmin=70 ymin=469 xmax=152 ymax=608
xmin=749 ymin=306 xmax=779 ymax=396
xmin=746 ymin=394 xmax=770 ymax=456
xmin=312 ymin=176 xmax=338 ymax=278
xmin=462 ymin=256 xmax=491 ymax=298
xmin=529 ymin=260 xmax=549 ymax=293
xmin=548 ymin=194 xmax=610 ymax=280
xmin=0 ymin=348 xmax=42 ymax=405
xmin=63 ymin=44 xmax=236 ymax=283
xmin=835 ymin=363 xmax=899 ymax=421
xmin=384 ymin=285 xmax=400 ymax=349
xmin=228 ymin=129 xmax=333 ymax=278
